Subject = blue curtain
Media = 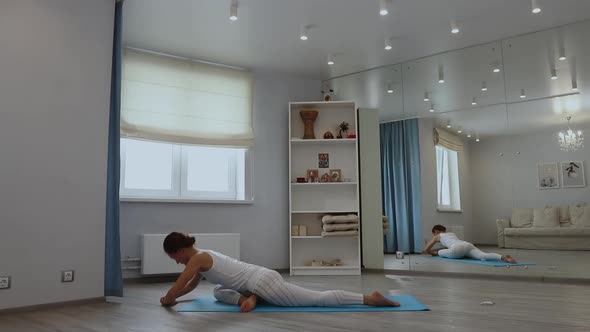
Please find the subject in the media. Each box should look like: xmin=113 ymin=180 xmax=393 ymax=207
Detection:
xmin=105 ymin=0 xmax=123 ymax=297
xmin=380 ymin=119 xmax=423 ymax=254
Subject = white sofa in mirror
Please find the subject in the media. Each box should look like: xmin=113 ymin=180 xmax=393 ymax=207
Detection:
xmin=497 ymin=204 xmax=590 ymax=250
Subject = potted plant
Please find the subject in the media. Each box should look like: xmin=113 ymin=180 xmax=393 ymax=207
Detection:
xmin=337 ymin=121 xmax=349 ymax=139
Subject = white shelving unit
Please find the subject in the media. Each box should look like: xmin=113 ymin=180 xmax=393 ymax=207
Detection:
xmin=288 ymin=101 xmax=361 ymax=276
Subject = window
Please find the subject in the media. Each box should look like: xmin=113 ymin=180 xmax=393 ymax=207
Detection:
xmin=120 ymin=138 xmax=249 ymax=202
xmin=435 ymin=145 xmax=461 ymax=211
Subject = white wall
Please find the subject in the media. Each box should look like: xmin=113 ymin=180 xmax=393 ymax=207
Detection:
xmin=470 ymin=127 xmax=590 ymax=244
xmin=0 ymin=0 xmax=114 ymax=309
xmin=419 ymin=118 xmax=473 ymax=244
xmin=120 ymin=71 xmax=320 ymax=271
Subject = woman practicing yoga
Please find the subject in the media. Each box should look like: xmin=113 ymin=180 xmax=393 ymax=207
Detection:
xmin=160 ymin=232 xmax=400 ymax=311
xmin=424 ymin=225 xmax=517 ymax=263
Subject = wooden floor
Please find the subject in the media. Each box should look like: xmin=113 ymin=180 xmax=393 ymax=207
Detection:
xmin=1 ymin=273 xmax=589 ymax=332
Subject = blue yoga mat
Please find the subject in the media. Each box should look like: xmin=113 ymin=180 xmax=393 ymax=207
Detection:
xmin=177 ymin=295 xmax=429 ymax=312
xmin=431 ymin=256 xmax=535 ymax=267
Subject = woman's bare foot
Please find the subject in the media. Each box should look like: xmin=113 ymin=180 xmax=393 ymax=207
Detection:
xmin=240 ymin=294 xmax=258 ymax=312
xmin=363 ymin=291 xmax=400 ymax=307
xmin=501 ymin=255 xmax=517 ymax=263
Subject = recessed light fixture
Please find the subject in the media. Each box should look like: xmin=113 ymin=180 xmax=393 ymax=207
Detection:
xmin=300 ymin=25 xmax=309 ymax=41
xmin=327 ymin=54 xmax=335 ymax=66
xmin=493 ymin=66 xmax=501 ymax=73
xmin=520 ymin=89 xmax=527 ymax=99
xmin=531 ymin=0 xmax=541 ymax=14
xmin=476 ymin=137 xmax=481 ymax=142
xmin=438 ymin=65 xmax=445 ymax=83
xmin=457 ymin=127 xmax=463 ymax=134
xmin=471 ymin=97 xmax=477 ymax=106
xmin=481 ymin=81 xmax=488 ymax=91
xmin=446 ymin=121 xmax=452 ymax=129
xmin=429 ymin=104 xmax=435 ymax=113
xmin=424 ymin=92 xmax=430 ymax=101
xmin=379 ymin=0 xmax=389 ymax=16
xmin=385 ymin=38 xmax=393 ymax=51
xmin=558 ymin=47 xmax=566 ymax=61
xmin=551 ymin=68 xmax=558 ymax=80
xmin=467 ymin=133 xmax=472 ymax=138
xmin=450 ymin=20 xmax=460 ymax=34
xmin=229 ymin=0 xmax=238 ymax=21
xmin=387 ymin=83 xmax=394 ymax=94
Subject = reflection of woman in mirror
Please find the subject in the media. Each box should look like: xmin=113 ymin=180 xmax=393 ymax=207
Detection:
xmin=424 ymin=225 xmax=517 ymax=263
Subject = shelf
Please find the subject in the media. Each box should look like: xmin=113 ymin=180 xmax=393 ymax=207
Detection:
xmin=291 ymin=138 xmax=356 ymax=144
xmin=291 ymin=210 xmax=358 ymax=214
xmin=291 ymin=182 xmax=357 ymax=186
xmin=291 ymin=236 xmax=323 ymax=239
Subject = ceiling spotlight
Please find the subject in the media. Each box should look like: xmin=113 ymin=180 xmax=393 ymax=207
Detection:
xmin=300 ymin=25 xmax=309 ymax=41
xmin=424 ymin=92 xmax=430 ymax=101
xmin=559 ymin=47 xmax=566 ymax=61
xmin=551 ymin=68 xmax=558 ymax=80
xmin=450 ymin=20 xmax=460 ymax=34
xmin=229 ymin=0 xmax=238 ymax=21
xmin=457 ymin=127 xmax=463 ymax=134
xmin=429 ymin=104 xmax=435 ymax=113
xmin=467 ymin=133 xmax=472 ymax=138
xmin=438 ymin=65 xmax=445 ymax=83
xmin=385 ymin=38 xmax=393 ymax=51
xmin=327 ymin=54 xmax=335 ymax=66
xmin=493 ymin=66 xmax=501 ymax=73
xmin=531 ymin=0 xmax=541 ymax=14
xmin=520 ymin=89 xmax=527 ymax=99
xmin=387 ymin=83 xmax=394 ymax=94
xmin=476 ymin=137 xmax=481 ymax=142
xmin=481 ymin=81 xmax=488 ymax=91
xmin=471 ymin=97 xmax=477 ymax=106
xmin=379 ymin=0 xmax=389 ymax=16
xmin=446 ymin=121 xmax=452 ymax=129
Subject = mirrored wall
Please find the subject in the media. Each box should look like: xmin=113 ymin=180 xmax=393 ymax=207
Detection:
xmin=326 ymin=19 xmax=590 ymax=280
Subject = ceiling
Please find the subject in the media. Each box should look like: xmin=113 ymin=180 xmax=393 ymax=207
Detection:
xmin=122 ymin=0 xmax=590 ymax=79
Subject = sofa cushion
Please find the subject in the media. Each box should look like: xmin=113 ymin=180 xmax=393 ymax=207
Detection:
xmin=570 ymin=204 xmax=590 ymax=227
xmin=559 ymin=228 xmax=590 ymax=236
xmin=558 ymin=206 xmax=571 ymax=225
xmin=504 ymin=227 xmax=560 ymax=236
xmin=533 ymin=207 xmax=559 ymax=228
xmin=511 ymin=208 xmax=533 ymax=228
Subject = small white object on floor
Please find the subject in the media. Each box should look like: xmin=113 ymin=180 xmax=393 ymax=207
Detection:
xmin=506 ymin=265 xmax=510 ymax=268
xmin=480 ymin=301 xmax=495 ymax=306
xmin=525 ymin=266 xmax=528 ymax=269
xmin=548 ymin=266 xmax=558 ymax=270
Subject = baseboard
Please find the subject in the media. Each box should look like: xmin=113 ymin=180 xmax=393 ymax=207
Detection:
xmin=382 ymin=269 xmax=590 ymax=285
xmin=0 ymin=297 xmax=105 ymax=315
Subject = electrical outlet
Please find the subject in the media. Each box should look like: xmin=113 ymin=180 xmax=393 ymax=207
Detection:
xmin=61 ymin=270 xmax=75 ymax=283
xmin=0 ymin=276 xmax=11 ymax=289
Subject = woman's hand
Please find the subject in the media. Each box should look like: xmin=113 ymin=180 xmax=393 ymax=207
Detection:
xmin=160 ymin=295 xmax=177 ymax=307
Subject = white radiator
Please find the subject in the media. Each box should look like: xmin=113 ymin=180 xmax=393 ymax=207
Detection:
xmin=141 ymin=233 xmax=240 ymax=275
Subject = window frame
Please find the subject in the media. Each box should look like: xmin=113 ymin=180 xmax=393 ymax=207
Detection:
xmin=435 ymin=145 xmax=462 ymax=212
xmin=119 ymin=138 xmax=253 ymax=204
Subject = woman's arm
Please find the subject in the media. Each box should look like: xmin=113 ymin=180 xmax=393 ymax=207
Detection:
xmin=423 ymin=235 xmax=440 ymax=254
xmin=174 ymin=273 xmax=202 ymax=299
xmin=161 ymin=256 xmax=201 ymax=306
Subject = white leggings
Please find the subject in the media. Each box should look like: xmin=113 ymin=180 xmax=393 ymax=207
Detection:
xmin=438 ymin=242 xmax=502 ymax=261
xmin=213 ymin=270 xmax=363 ymax=307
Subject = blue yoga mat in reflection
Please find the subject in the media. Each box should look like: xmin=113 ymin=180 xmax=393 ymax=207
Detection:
xmin=178 ymin=295 xmax=429 ymax=312
xmin=431 ymin=256 xmax=535 ymax=267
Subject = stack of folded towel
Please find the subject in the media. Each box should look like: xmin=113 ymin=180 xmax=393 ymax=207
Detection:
xmin=321 ymin=214 xmax=359 ymax=237
xmin=383 ymin=216 xmax=390 ymax=232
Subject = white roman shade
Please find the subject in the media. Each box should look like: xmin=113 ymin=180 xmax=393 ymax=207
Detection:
xmin=121 ymin=49 xmax=254 ymax=147
xmin=433 ymin=128 xmax=463 ymax=151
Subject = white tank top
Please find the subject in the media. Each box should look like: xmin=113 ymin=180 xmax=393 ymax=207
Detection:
xmin=199 ymin=250 xmax=265 ymax=292
xmin=439 ymin=232 xmax=466 ymax=248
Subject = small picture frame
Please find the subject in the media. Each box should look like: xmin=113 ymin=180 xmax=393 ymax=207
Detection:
xmin=320 ymin=172 xmax=331 ymax=183
xmin=537 ymin=162 xmax=559 ymax=189
xmin=306 ymin=169 xmax=319 ymax=183
xmin=329 ymin=169 xmax=342 ymax=182
xmin=318 ymin=153 xmax=329 ymax=168
xmin=561 ymin=161 xmax=586 ymax=188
